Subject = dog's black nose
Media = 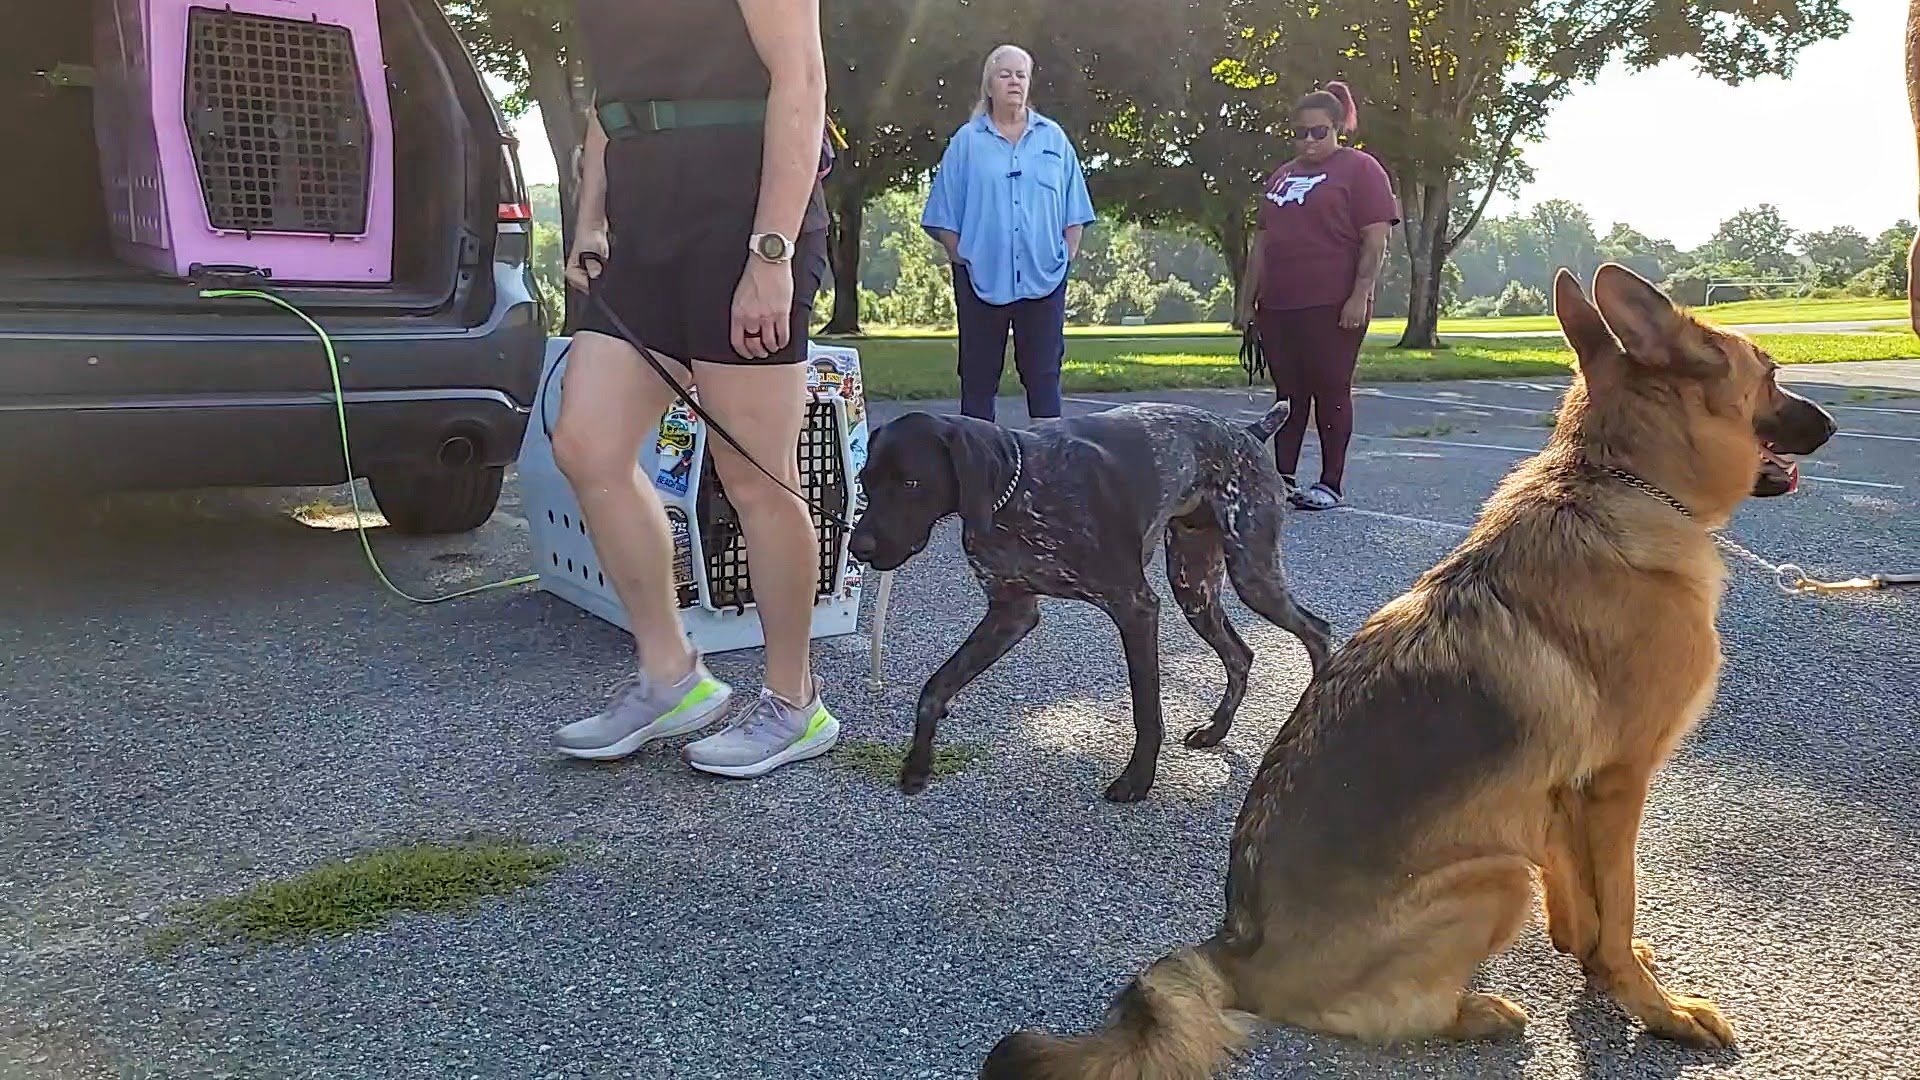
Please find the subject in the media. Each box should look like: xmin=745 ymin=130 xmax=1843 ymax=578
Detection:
xmin=848 ymin=531 xmax=875 ymax=564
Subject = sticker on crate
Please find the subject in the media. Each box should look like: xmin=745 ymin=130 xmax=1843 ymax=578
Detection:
xmin=808 ymin=353 xmax=867 ymax=428
xmin=654 ymin=402 xmax=698 ymax=497
xmin=666 ymin=507 xmax=697 ymax=608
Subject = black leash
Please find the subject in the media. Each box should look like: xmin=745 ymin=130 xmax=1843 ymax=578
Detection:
xmin=1238 ymin=318 xmax=1267 ymax=386
xmin=546 ymin=251 xmax=853 ymax=532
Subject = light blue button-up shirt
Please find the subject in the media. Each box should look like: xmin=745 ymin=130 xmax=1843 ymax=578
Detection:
xmin=921 ymin=109 xmax=1097 ymax=306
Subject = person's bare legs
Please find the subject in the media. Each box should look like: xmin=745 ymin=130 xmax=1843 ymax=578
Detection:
xmin=552 ymin=330 xmax=694 ymax=680
xmin=679 ymin=357 xmax=840 ymax=779
xmin=690 ymin=359 xmax=815 ymax=702
xmin=548 ymin=331 xmax=736 ymax=760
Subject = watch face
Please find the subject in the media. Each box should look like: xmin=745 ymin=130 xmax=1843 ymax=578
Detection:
xmin=756 ymin=233 xmax=790 ymax=259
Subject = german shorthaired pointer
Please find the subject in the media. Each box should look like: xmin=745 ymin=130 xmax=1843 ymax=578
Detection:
xmin=847 ymin=400 xmax=1333 ymax=802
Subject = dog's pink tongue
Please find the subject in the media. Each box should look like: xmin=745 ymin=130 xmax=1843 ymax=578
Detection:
xmin=1763 ymin=447 xmax=1799 ymax=492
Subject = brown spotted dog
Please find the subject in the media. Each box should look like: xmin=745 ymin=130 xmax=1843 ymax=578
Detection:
xmin=848 ymin=399 xmax=1332 ymax=803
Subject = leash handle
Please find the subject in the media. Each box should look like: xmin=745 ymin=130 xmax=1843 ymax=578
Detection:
xmin=570 ymin=251 xmax=854 ymax=533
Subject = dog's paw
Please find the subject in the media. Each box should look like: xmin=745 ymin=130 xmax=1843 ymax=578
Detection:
xmin=1103 ymin=773 xmax=1153 ymax=803
xmin=897 ymin=768 xmax=930 ymax=796
xmin=1182 ymin=723 xmax=1227 ymax=750
xmin=1646 ymin=994 xmax=1736 ymax=1050
xmin=1446 ymin=993 xmax=1530 ymax=1041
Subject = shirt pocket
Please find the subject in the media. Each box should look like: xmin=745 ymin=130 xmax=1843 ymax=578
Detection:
xmin=1030 ymin=150 xmax=1066 ymax=194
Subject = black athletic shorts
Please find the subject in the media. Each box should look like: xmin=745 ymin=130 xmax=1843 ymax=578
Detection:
xmin=577 ymin=128 xmax=830 ymax=366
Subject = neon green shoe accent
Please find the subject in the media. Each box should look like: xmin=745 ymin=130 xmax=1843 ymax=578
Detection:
xmin=662 ymin=676 xmax=724 ymax=721
xmin=802 ymin=704 xmax=834 ymax=741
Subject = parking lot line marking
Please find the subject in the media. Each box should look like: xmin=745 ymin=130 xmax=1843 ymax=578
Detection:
xmin=1362 ymin=434 xmax=1544 ymax=454
xmin=1801 ymin=475 xmax=1906 ymax=490
xmin=1358 ymin=388 xmax=1920 ymax=439
xmin=1826 ymin=403 xmax=1920 ymax=416
xmin=1355 ymin=433 xmax=1903 ymax=489
xmin=1335 ymin=507 xmax=1471 ymax=532
xmin=1355 ymin=388 xmax=1542 ymax=414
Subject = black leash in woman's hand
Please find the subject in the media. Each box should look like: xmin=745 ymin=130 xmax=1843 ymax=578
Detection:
xmin=554 ymin=250 xmax=854 ymax=532
xmin=1238 ymin=318 xmax=1268 ymax=386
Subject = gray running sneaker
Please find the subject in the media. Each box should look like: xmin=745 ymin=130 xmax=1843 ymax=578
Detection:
xmin=552 ymin=655 xmax=732 ymax=760
xmin=682 ymin=687 xmax=839 ymax=779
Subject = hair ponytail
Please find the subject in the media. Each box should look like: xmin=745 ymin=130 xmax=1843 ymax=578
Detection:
xmin=1295 ymin=80 xmax=1359 ymax=133
xmin=1323 ymin=80 xmax=1358 ymax=132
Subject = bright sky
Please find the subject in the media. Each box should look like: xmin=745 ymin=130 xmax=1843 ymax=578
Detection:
xmin=506 ymin=0 xmax=1916 ymax=250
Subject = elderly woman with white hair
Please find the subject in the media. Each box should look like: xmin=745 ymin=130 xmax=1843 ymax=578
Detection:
xmin=921 ymin=43 xmax=1096 ymax=422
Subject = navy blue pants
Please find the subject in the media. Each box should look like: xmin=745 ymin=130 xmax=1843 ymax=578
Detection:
xmin=952 ymin=265 xmax=1065 ymax=422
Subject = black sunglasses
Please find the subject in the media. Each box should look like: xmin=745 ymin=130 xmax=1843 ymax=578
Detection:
xmin=1290 ymin=124 xmax=1334 ymax=142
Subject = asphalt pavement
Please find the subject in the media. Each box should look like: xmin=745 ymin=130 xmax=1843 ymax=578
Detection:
xmin=3 ymin=363 xmax=1916 ymax=1079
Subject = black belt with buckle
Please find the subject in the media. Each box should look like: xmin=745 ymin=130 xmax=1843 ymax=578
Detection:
xmin=597 ymin=97 xmax=767 ymax=138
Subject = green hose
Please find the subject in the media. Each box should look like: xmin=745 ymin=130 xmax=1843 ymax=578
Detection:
xmin=200 ymin=288 xmax=539 ymax=604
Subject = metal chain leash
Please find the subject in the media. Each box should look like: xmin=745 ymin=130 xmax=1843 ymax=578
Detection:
xmin=1710 ymin=532 xmax=1920 ymax=595
xmin=1603 ymin=465 xmax=1917 ymax=596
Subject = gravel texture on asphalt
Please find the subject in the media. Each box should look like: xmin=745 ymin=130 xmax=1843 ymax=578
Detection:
xmin=3 ymin=364 xmax=1916 ymax=1079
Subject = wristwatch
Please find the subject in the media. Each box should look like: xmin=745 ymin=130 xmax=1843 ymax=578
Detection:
xmin=748 ymin=232 xmax=795 ymax=263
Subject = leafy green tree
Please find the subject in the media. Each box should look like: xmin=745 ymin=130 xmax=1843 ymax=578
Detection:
xmin=1799 ymin=225 xmax=1874 ymax=282
xmin=817 ymin=0 xmax=1007 ymax=334
xmin=1493 ymin=281 xmax=1548 ymax=317
xmin=1851 ymin=221 xmax=1918 ymax=298
xmin=442 ymin=1 xmax=589 ymax=326
xmin=1599 ymin=223 xmax=1681 ymax=286
xmin=1707 ymin=205 xmax=1801 ymax=279
xmin=442 ymin=2 xmax=588 ymax=222
xmin=1029 ymin=0 xmax=1279 ymax=310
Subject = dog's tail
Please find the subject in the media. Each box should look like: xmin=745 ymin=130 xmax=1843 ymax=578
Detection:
xmin=1243 ymin=399 xmax=1290 ymax=445
xmin=981 ymin=946 xmax=1248 ymax=1080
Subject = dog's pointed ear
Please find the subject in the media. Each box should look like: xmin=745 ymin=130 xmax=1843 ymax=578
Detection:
xmin=1553 ymin=267 xmax=1615 ymax=374
xmin=1591 ymin=262 xmax=1702 ymax=370
xmin=938 ymin=415 xmax=1008 ymax=538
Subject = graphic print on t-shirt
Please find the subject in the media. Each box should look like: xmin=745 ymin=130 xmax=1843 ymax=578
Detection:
xmin=1267 ymin=173 xmax=1328 ymax=208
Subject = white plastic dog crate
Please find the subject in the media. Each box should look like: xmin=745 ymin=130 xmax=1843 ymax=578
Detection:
xmin=518 ymin=336 xmax=870 ymax=655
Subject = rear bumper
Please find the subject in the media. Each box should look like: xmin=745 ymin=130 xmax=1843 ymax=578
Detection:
xmin=0 ymin=295 xmax=543 ymax=491
xmin=0 ymin=389 xmax=530 ymax=490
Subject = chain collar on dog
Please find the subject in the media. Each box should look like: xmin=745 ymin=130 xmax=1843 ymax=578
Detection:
xmin=991 ymin=440 xmax=1023 ymax=514
xmin=1601 ymin=462 xmax=1917 ymax=594
xmin=1605 ymin=465 xmax=1694 ymax=519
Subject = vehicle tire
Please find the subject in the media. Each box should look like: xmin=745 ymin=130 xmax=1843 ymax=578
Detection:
xmin=368 ymin=465 xmax=506 ymax=535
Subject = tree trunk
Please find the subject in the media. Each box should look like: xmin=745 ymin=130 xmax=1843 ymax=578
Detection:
xmin=822 ymin=183 xmax=865 ymax=335
xmin=1207 ymin=214 xmax=1251 ymax=315
xmin=1396 ymin=176 xmax=1452 ymax=350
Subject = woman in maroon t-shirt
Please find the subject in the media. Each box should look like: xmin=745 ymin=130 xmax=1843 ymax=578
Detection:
xmin=1238 ymin=81 xmax=1398 ymax=510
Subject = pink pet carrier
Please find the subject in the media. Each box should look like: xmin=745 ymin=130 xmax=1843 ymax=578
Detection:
xmin=91 ymin=0 xmax=395 ymax=283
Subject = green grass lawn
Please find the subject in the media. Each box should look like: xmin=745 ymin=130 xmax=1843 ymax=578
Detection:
xmin=846 ymin=330 xmax=1920 ymax=400
xmin=845 ymin=296 xmax=1909 ymax=343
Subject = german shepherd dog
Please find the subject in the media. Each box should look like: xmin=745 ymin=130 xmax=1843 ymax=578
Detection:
xmin=980 ymin=264 xmax=1838 ymax=1078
